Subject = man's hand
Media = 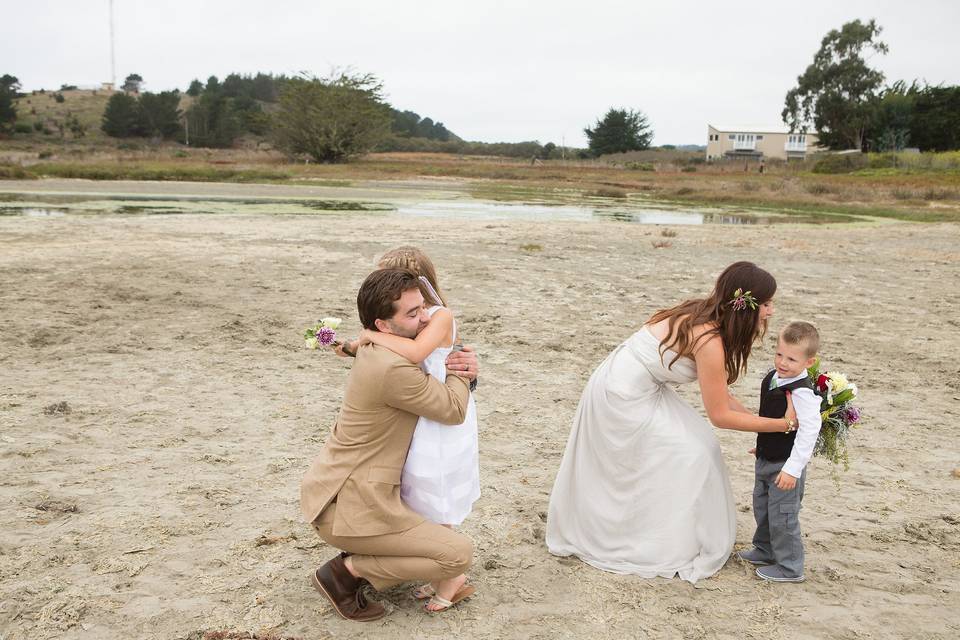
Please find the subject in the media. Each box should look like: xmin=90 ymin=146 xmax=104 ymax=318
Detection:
xmin=445 ymin=345 xmax=479 ymax=381
xmin=775 ymin=471 xmax=797 ymax=491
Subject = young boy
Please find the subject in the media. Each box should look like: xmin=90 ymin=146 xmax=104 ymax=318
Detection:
xmin=737 ymin=321 xmax=822 ymax=582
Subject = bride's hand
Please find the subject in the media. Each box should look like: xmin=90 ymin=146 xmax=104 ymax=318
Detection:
xmin=784 ymin=391 xmax=798 ymax=431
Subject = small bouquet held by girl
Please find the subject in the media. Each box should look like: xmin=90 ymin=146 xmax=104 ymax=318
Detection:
xmin=808 ymin=358 xmax=862 ymax=468
xmin=304 ymin=317 xmax=343 ymax=350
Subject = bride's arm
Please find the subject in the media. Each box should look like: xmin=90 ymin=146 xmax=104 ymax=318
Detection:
xmin=360 ymin=308 xmax=454 ymax=364
xmin=695 ymin=336 xmax=792 ymax=433
xmin=727 ymin=393 xmax=751 ymax=414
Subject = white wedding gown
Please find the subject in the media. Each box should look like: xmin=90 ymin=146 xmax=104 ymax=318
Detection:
xmin=546 ymin=326 xmax=737 ymax=583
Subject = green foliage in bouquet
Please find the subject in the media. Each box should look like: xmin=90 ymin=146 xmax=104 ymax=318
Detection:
xmin=807 ymin=357 xmax=862 ymax=470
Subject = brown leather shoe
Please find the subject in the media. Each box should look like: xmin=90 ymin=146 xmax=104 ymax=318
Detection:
xmin=311 ymin=554 xmax=386 ymax=622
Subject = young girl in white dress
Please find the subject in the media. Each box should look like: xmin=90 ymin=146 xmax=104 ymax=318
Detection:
xmin=357 ymin=247 xmax=480 ymax=610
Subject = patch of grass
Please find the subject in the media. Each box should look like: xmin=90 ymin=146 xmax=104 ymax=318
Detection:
xmin=922 ymin=187 xmax=956 ymax=201
xmin=0 ymin=164 xmax=36 ymax=180
xmin=805 ymin=183 xmax=836 ymax=195
xmin=520 ymin=243 xmax=543 ymax=252
xmin=651 ymin=240 xmax=673 ymax=248
xmin=27 ymin=162 xmax=292 ymax=183
xmin=675 ymin=187 xmax=695 ymax=196
xmin=660 ymin=228 xmax=678 ymax=237
xmin=891 ymin=188 xmax=916 ymax=200
xmin=589 ymin=186 xmax=628 ymax=199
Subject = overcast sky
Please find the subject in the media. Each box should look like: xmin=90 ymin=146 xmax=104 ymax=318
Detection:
xmin=5 ymin=1 xmax=960 ymax=146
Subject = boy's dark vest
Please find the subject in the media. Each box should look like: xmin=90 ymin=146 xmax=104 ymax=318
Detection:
xmin=755 ymin=370 xmax=816 ymax=462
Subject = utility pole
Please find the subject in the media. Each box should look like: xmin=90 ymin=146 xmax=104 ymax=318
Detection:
xmin=109 ymin=0 xmax=116 ymax=88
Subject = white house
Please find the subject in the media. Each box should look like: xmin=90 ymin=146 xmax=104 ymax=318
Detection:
xmin=706 ymin=125 xmax=819 ymax=161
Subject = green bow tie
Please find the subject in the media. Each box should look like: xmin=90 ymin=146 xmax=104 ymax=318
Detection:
xmin=769 ymin=376 xmax=779 ymax=391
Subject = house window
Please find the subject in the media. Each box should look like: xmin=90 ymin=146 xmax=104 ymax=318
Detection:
xmin=756 ymin=135 xmax=763 ymax=140
xmin=728 ymin=134 xmax=735 ymax=140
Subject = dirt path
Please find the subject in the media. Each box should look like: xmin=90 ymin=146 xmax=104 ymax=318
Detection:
xmin=1 ymin=210 xmax=958 ymax=639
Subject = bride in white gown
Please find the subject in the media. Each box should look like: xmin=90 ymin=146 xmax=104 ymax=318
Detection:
xmin=546 ymin=262 xmax=797 ymax=583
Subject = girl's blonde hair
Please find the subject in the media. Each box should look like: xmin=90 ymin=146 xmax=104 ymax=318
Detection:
xmin=376 ymin=246 xmax=447 ymax=306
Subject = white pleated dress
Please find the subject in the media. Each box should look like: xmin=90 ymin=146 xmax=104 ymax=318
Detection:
xmin=546 ymin=326 xmax=737 ymax=583
xmin=400 ymin=306 xmax=480 ymax=526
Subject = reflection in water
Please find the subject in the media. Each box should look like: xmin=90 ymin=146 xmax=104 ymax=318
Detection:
xmin=0 ymin=207 xmax=67 ymax=217
xmin=0 ymin=195 xmax=853 ymax=225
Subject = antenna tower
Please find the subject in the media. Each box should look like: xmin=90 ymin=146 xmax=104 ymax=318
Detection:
xmin=109 ymin=0 xmax=116 ymax=87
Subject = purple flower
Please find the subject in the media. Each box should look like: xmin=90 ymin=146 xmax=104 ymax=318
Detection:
xmin=844 ymin=406 xmax=861 ymax=424
xmin=316 ymin=327 xmax=336 ymax=346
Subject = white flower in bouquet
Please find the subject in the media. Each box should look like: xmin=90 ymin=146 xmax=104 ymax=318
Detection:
xmin=320 ymin=317 xmax=342 ymax=330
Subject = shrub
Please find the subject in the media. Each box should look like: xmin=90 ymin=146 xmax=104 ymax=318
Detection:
xmin=890 ymin=188 xmax=915 ymax=200
xmin=32 ymin=121 xmax=43 ymax=131
xmin=811 ymin=153 xmax=868 ymax=174
xmin=681 ymin=165 xmax=697 ymax=172
xmin=0 ymin=163 xmax=33 ymax=179
xmin=625 ymin=161 xmax=655 ymax=171
xmin=14 ymin=123 xmax=31 ymax=134
xmin=38 ymin=150 xmax=52 ymax=159
xmin=590 ymin=187 xmax=627 ymax=198
xmin=53 ymin=92 xmax=65 ymax=103
xmin=805 ymin=183 xmax=836 ymax=195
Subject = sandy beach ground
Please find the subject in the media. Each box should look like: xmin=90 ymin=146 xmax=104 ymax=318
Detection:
xmin=1 ymin=181 xmax=959 ymax=639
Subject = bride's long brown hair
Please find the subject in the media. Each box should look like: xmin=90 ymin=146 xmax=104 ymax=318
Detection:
xmin=647 ymin=261 xmax=776 ymax=384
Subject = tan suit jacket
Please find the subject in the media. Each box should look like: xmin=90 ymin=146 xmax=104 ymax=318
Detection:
xmin=300 ymin=343 xmax=470 ymax=537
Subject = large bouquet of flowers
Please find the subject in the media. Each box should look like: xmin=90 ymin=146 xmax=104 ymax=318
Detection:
xmin=304 ymin=317 xmax=342 ymax=349
xmin=808 ymin=358 xmax=862 ymax=468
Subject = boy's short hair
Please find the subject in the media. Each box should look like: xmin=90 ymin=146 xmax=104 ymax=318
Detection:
xmin=356 ymin=268 xmax=420 ymax=330
xmin=779 ymin=321 xmax=820 ymax=358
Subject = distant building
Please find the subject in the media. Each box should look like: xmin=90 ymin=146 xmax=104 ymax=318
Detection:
xmin=101 ymin=82 xmax=115 ymax=92
xmin=705 ymin=125 xmax=819 ymax=161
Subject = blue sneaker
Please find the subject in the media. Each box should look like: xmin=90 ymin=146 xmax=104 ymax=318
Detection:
xmin=735 ymin=548 xmax=773 ymax=565
xmin=756 ymin=565 xmax=804 ymax=582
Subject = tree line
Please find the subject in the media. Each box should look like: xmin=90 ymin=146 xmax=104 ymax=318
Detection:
xmin=99 ymin=71 xmax=459 ymax=156
xmin=783 ymin=19 xmax=960 ymax=152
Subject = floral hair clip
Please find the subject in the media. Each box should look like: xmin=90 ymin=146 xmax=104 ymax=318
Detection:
xmin=729 ymin=288 xmax=758 ymax=311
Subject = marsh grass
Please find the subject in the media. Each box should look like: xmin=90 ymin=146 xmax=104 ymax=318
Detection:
xmin=27 ymin=162 xmax=292 ymax=183
xmin=589 ymin=186 xmax=628 ymax=199
xmin=2 ymin=145 xmax=960 ymax=222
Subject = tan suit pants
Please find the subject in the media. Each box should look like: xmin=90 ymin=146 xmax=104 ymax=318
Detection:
xmin=312 ymin=503 xmax=473 ymax=591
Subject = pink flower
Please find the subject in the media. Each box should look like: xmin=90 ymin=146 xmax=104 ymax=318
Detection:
xmin=317 ymin=327 xmax=336 ymax=346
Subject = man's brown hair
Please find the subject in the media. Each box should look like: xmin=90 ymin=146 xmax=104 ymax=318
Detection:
xmin=356 ymin=268 xmax=421 ymax=330
xmin=779 ymin=320 xmax=820 ymax=358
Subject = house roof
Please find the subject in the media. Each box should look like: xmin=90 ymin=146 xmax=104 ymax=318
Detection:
xmin=708 ymin=124 xmax=807 ymax=135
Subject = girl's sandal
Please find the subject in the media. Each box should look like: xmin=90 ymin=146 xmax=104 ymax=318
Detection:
xmin=424 ymin=584 xmax=476 ymax=613
xmin=412 ymin=583 xmax=436 ymax=600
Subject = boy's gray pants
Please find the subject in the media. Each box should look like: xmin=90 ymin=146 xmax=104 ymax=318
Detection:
xmin=752 ymin=457 xmax=806 ymax=577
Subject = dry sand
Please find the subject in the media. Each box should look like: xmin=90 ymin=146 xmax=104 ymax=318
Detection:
xmin=1 ymin=193 xmax=959 ymax=639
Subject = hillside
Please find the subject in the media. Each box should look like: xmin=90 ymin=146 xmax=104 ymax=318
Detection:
xmin=13 ymin=89 xmax=113 ymax=141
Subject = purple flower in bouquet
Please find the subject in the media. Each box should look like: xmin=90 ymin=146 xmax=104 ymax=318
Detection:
xmin=316 ymin=326 xmax=337 ymax=346
xmin=843 ymin=405 xmax=861 ymax=424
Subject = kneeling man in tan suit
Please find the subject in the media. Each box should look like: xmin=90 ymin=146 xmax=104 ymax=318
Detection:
xmin=301 ymin=268 xmax=479 ymax=621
